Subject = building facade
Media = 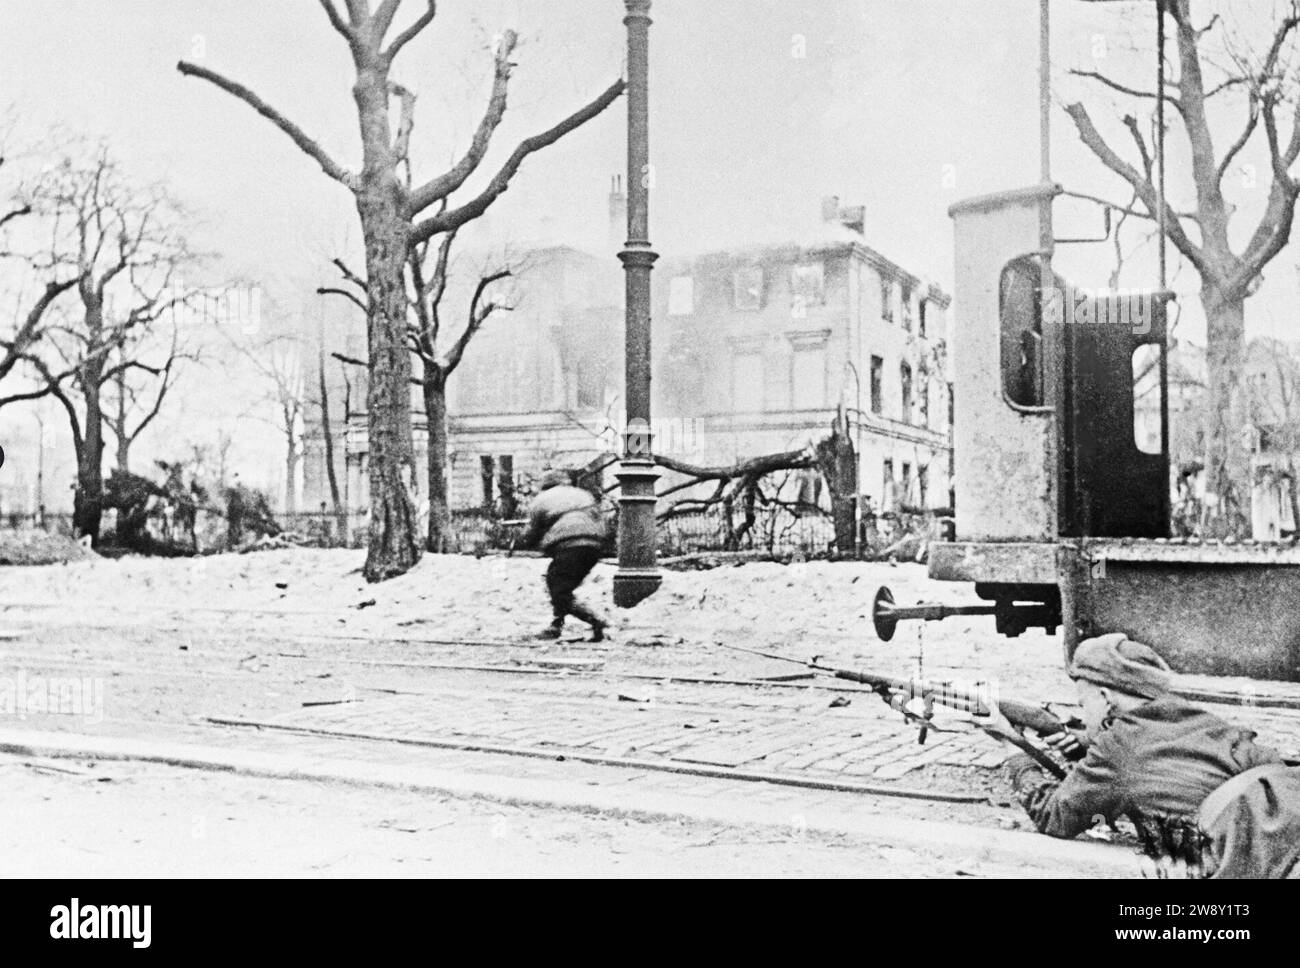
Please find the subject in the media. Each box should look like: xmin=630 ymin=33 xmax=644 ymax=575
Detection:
xmin=304 ymin=197 xmax=953 ymax=518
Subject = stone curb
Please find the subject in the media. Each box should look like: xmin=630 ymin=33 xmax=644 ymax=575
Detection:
xmin=0 ymin=727 xmax=1139 ymax=877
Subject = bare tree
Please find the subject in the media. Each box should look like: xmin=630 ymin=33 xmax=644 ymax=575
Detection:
xmin=0 ymin=148 xmax=197 ymax=544
xmin=313 ymin=324 xmax=348 ymax=537
xmin=179 ymin=1 xmax=624 ymax=581
xmin=103 ymin=315 xmax=193 ymax=473
xmin=227 ymin=330 xmax=307 ymax=514
xmin=323 ymin=239 xmax=515 ymax=551
xmin=1065 ymin=0 xmax=1300 ymax=535
xmin=408 ymin=238 xmax=512 ymax=551
xmin=1245 ymin=337 xmax=1300 ymax=538
xmin=0 ymin=154 xmax=78 ymax=394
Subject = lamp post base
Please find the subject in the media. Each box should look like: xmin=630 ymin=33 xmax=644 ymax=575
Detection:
xmin=612 ymin=568 xmax=662 ymax=608
xmin=614 ymin=457 xmax=660 ymax=608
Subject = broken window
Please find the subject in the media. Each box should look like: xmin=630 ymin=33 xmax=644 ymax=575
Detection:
xmin=901 ymin=281 xmax=913 ymax=332
xmin=790 ymin=262 xmax=825 ymax=318
xmin=900 ymin=362 xmax=913 ymax=422
xmin=733 ymin=266 xmax=763 ymax=311
xmin=870 ymin=355 xmax=883 ymax=415
xmin=880 ymin=276 xmax=894 ymax=322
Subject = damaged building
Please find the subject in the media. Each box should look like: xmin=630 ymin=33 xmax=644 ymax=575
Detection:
xmin=301 ymin=191 xmax=953 ymax=520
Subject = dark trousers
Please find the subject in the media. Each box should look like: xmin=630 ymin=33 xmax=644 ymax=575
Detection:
xmin=545 ymin=544 xmax=603 ymax=626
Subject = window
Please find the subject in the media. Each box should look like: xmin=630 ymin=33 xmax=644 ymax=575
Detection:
xmin=479 ymin=455 xmax=496 ymax=509
xmin=791 ymin=345 xmax=826 ymax=410
xmin=918 ymin=465 xmax=929 ymax=510
xmin=918 ymin=299 xmax=928 ymax=338
xmin=901 ymin=463 xmax=912 ymax=505
xmin=668 ymin=275 xmax=694 ymax=316
xmin=497 ymin=455 xmax=517 ymax=517
xmin=880 ymin=276 xmax=894 ymax=322
xmin=882 ymin=459 xmax=894 ymax=506
xmin=575 ymin=358 xmax=605 ymax=409
xmin=734 ymin=266 xmax=763 ymax=311
xmin=790 ymin=263 xmax=825 ymax=318
xmin=870 ymin=355 xmax=883 ymax=415
xmin=900 ymin=362 xmax=913 ymax=422
xmin=1000 ymin=256 xmax=1044 ymax=407
xmin=732 ymin=352 xmax=764 ymax=411
xmin=901 ymin=282 xmax=913 ymax=332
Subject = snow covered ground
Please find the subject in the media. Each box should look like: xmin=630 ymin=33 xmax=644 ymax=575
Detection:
xmin=0 ymin=548 xmax=1078 ymax=703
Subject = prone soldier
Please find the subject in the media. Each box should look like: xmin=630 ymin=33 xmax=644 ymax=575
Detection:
xmin=978 ymin=633 xmax=1300 ymax=878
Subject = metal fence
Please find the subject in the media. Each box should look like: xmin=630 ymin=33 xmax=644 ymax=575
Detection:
xmin=0 ymin=504 xmax=931 ymax=560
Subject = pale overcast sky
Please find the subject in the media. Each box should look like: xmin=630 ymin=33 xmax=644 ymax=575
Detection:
xmin=5 ymin=1 xmax=1298 ymax=337
xmin=3 ymin=1 xmax=1300 ymax=500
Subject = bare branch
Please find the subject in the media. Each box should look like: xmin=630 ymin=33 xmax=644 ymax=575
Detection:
xmin=318 ymin=0 xmax=359 ymax=53
xmin=441 ymin=269 xmax=510 ymax=374
xmin=1217 ymin=101 xmax=1260 ymax=185
xmin=1064 ymin=101 xmax=1211 ymax=279
xmin=407 ymin=31 xmax=517 ymax=214
xmin=390 ymin=82 xmax=416 ymax=162
xmin=332 ymin=257 xmax=366 ymax=291
xmin=1059 ymin=188 xmax=1197 ymax=223
xmin=1123 ymin=114 xmax=1153 ymax=177
xmin=177 ymin=61 xmax=358 ymax=190
xmin=0 ymin=276 xmax=78 ymax=384
xmin=318 ymin=286 xmax=369 ymax=312
xmin=372 ymin=0 xmax=404 ymax=41
xmin=0 ymin=203 xmax=30 ymax=232
xmin=333 ymin=349 xmax=420 ymax=386
xmin=1069 ymin=69 xmax=1176 ymax=107
xmin=411 ymin=78 xmax=625 ymax=242
xmin=384 ymin=0 xmax=437 ymax=62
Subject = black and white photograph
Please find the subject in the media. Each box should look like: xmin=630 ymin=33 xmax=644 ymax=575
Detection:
xmin=0 ymin=0 xmax=1298 ymax=906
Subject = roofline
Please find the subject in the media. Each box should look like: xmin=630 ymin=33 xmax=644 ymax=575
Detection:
xmin=947 ymin=182 xmax=1063 ymax=219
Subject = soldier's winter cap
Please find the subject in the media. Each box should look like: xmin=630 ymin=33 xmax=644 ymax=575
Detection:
xmin=1069 ymin=633 xmax=1172 ymax=699
xmin=539 ymin=469 xmax=571 ymax=491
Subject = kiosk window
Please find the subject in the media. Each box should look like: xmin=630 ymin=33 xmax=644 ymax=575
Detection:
xmin=1000 ymin=258 xmax=1044 ymax=407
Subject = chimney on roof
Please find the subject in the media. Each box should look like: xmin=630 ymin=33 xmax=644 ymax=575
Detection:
xmin=839 ymin=204 xmax=865 ymax=236
xmin=609 ymin=174 xmax=627 ymax=251
xmin=821 ymin=196 xmax=864 ymax=236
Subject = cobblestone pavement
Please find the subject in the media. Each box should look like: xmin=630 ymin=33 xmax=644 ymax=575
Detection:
xmin=271 ymin=681 xmax=1010 ymax=782
xmin=253 ymin=662 xmax=1300 ymax=790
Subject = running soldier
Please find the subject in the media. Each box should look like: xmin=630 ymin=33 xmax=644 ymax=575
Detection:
xmin=520 ymin=469 xmax=609 ymax=641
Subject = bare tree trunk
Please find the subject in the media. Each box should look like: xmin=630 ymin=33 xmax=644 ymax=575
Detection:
xmin=356 ymin=191 xmax=416 ymax=582
xmin=1203 ymin=294 xmax=1249 ymax=536
xmin=423 ymin=368 xmax=450 ymax=552
xmin=113 ymin=367 xmax=130 ymax=472
xmin=318 ymin=346 xmax=346 ymax=537
xmin=283 ymin=431 xmax=298 ymax=514
xmin=356 ymin=73 xmax=421 ymax=580
xmin=815 ymin=415 xmax=858 ymax=557
xmin=73 ymin=375 xmax=105 ymax=544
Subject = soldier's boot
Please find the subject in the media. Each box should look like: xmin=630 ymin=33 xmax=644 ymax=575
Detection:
xmin=534 ymin=618 xmax=564 ymax=640
xmin=569 ymin=602 xmax=607 ymax=642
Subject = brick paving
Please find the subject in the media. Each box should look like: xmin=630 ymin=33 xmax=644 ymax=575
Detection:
xmin=273 ymin=677 xmax=1010 ymax=782
xmin=268 ymin=666 xmax=1300 ymax=788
